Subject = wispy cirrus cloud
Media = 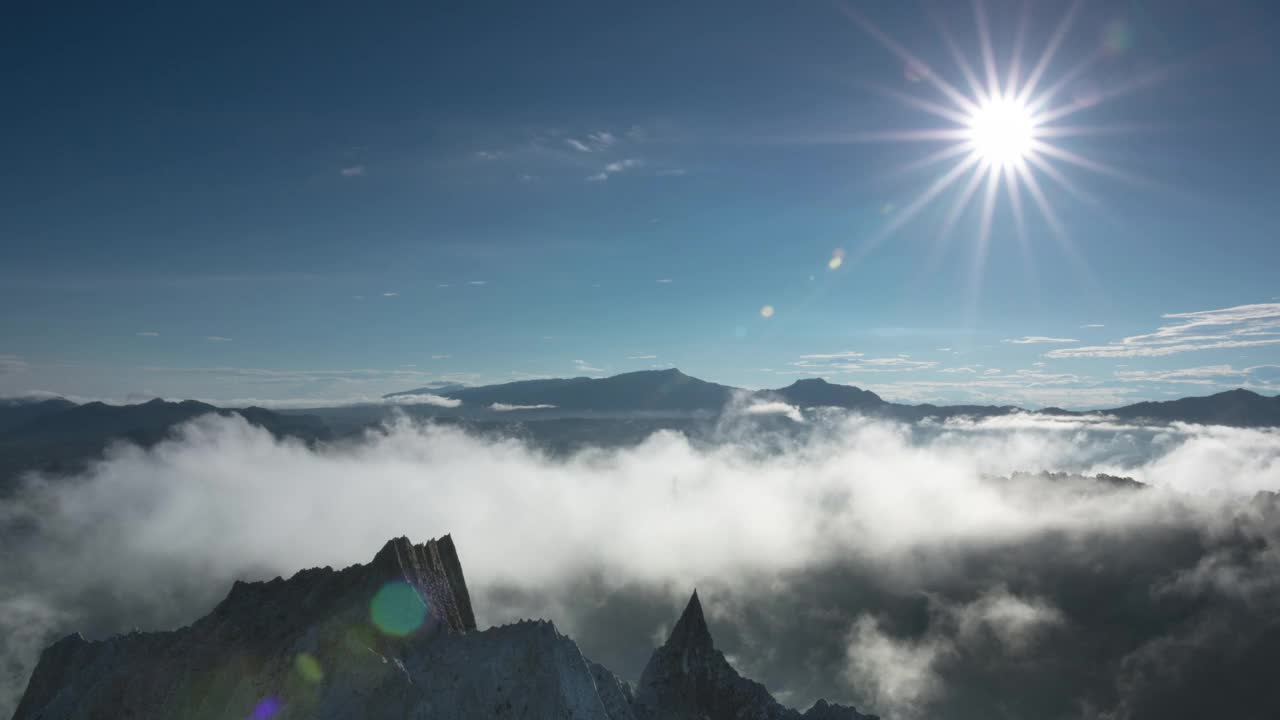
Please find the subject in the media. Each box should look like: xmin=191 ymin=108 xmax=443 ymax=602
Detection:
xmin=206 ymin=336 xmax=233 ymax=342
xmin=1047 ymin=303 xmax=1280 ymax=359
xmin=627 ymin=355 xmax=658 ymax=360
xmin=0 ymin=355 xmax=28 ymax=375
xmin=1081 ymin=324 xmax=1106 ymax=328
xmin=865 ymin=369 xmax=1132 ymax=409
xmin=340 ymin=165 xmax=365 ymax=177
xmin=136 ymin=331 xmax=160 ymax=337
xmin=789 ymin=353 xmax=938 ymax=374
xmin=565 ymin=131 xmax=616 ymax=153
xmin=573 ymin=359 xmax=605 ymax=374
xmin=1114 ymin=364 xmax=1280 ymax=387
xmin=800 ymin=351 xmax=865 ymax=360
xmin=587 ymin=158 xmax=641 ymax=182
xmin=1003 ymin=336 xmax=1078 ymax=345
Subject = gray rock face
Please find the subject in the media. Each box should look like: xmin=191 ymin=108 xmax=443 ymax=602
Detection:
xmin=13 ymin=538 xmax=874 ymax=720
xmin=634 ymin=591 xmax=877 ymax=720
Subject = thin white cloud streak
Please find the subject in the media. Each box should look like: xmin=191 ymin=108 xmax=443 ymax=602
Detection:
xmin=1003 ymin=336 xmax=1078 ymax=344
xmin=136 ymin=331 xmax=160 ymax=337
xmin=627 ymin=355 xmax=658 ymax=361
xmin=801 ymin=352 xmax=865 ymax=360
xmin=0 ymin=355 xmax=29 ymax=374
xmin=205 ymin=336 xmax=232 ymax=342
xmin=587 ymin=158 xmax=641 ymax=182
xmin=1048 ymin=303 xmax=1280 ymax=358
xmin=789 ymin=355 xmax=938 ymax=373
xmin=490 ymin=403 xmax=557 ymax=411
xmin=1110 ymin=365 xmax=1280 ymax=386
xmin=382 ymin=393 xmax=461 ymax=408
xmin=743 ymin=401 xmax=804 ymax=423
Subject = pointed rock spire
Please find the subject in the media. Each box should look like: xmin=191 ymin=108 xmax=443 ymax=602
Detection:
xmin=665 ymin=589 xmax=713 ymax=651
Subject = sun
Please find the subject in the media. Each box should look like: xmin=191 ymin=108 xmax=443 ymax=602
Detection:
xmin=835 ymin=1 xmax=1152 ymax=288
xmin=967 ymin=96 xmax=1036 ymax=168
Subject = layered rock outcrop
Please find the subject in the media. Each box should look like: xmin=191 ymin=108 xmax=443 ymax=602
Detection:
xmin=13 ymin=536 xmax=874 ymax=720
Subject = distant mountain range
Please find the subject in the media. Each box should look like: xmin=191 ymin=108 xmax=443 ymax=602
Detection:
xmin=2 ymin=371 xmax=1277 ymax=490
xmin=0 ymin=399 xmax=327 ymax=492
xmin=383 ymin=368 xmax=1280 ymax=427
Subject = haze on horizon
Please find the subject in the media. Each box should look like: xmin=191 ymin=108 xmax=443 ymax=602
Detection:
xmin=3 ymin=1 xmax=1279 ymax=409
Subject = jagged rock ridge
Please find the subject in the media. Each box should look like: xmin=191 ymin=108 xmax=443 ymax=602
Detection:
xmin=634 ymin=591 xmax=876 ymax=720
xmin=14 ymin=537 xmax=877 ymax=720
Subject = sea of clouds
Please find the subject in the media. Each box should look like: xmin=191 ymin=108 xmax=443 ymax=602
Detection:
xmin=2 ymin=406 xmax=1279 ymax=719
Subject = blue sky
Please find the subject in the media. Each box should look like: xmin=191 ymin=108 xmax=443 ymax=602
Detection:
xmin=2 ymin=0 xmax=1278 ymax=408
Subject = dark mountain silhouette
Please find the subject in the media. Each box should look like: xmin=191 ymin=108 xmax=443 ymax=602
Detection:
xmin=14 ymin=536 xmax=876 ymax=720
xmin=0 ymin=397 xmax=77 ymax=433
xmin=1105 ymin=388 xmax=1280 ymax=427
xmin=3 ymin=398 xmax=327 ymax=443
xmin=375 ymin=370 xmax=1280 ymax=427
xmin=435 ymin=369 xmax=741 ymax=412
xmin=0 ymin=399 xmax=328 ymax=492
xmin=766 ymin=378 xmax=885 ymax=409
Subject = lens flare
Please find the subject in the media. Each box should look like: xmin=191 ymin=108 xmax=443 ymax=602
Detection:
xmin=370 ymin=581 xmax=428 ymax=637
xmin=295 ymin=653 xmax=324 ymax=684
xmin=249 ymin=697 xmax=283 ymax=720
xmin=828 ymin=248 xmax=846 ymax=270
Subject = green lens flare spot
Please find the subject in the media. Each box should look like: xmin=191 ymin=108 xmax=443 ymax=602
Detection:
xmin=295 ymin=652 xmax=324 ymax=684
xmin=370 ymin=581 xmax=428 ymax=637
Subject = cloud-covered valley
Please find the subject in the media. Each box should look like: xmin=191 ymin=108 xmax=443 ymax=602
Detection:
xmin=2 ymin=410 xmax=1279 ymax=719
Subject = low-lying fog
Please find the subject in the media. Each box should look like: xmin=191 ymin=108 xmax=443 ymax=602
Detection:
xmin=3 ymin=403 xmax=1278 ymax=719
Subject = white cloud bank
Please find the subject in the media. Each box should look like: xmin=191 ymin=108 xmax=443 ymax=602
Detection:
xmin=2 ymin=412 xmax=1279 ymax=716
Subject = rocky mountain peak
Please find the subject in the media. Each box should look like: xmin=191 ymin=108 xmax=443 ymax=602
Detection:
xmin=665 ymin=590 xmax=713 ymax=652
xmin=14 ymin=537 xmax=876 ymax=720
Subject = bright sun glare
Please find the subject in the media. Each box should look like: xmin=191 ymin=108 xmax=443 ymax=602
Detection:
xmin=968 ymin=96 xmax=1036 ymax=168
xmin=839 ymin=1 xmax=1151 ymax=296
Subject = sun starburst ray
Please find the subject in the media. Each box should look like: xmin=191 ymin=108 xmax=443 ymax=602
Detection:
xmin=1023 ymin=151 xmax=1098 ymax=206
xmin=859 ymin=80 xmax=977 ymax=126
xmin=888 ymin=142 xmax=979 ymax=180
xmin=1016 ymin=0 xmax=1082 ymax=105
xmin=928 ymin=7 xmax=988 ymax=104
xmin=852 ymin=152 xmax=981 ymax=262
xmin=972 ymin=0 xmax=1002 ymax=99
xmin=837 ymin=3 xmax=982 ymax=116
xmin=837 ymin=0 xmax=1155 ymax=289
xmin=1029 ymin=140 xmax=1149 ymax=186
xmin=1004 ymin=1 xmax=1032 ymax=99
